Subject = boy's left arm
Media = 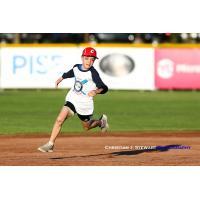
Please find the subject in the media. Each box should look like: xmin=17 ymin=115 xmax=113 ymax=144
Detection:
xmin=89 ymin=67 xmax=108 ymax=97
xmin=88 ymin=88 xmax=104 ymax=97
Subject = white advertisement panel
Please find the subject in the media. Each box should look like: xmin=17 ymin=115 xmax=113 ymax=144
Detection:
xmin=96 ymin=47 xmax=155 ymax=90
xmin=1 ymin=47 xmax=80 ymax=88
xmin=0 ymin=47 xmax=155 ymax=90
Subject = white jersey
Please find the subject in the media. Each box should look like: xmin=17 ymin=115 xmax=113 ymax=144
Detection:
xmin=62 ymin=64 xmax=108 ymax=115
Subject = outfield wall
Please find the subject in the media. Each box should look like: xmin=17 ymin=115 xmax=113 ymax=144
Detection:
xmin=1 ymin=44 xmax=200 ymax=90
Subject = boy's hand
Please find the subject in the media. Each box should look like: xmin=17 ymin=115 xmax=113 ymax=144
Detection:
xmin=88 ymin=90 xmax=97 ymax=97
xmin=88 ymin=88 xmax=103 ymax=97
xmin=55 ymin=82 xmax=59 ymax=88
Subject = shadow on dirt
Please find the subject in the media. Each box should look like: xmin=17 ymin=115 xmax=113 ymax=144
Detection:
xmin=113 ymin=144 xmax=184 ymax=156
xmin=50 ymin=144 xmax=182 ymax=160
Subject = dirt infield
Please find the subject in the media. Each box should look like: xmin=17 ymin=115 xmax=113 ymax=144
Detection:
xmin=0 ymin=132 xmax=200 ymax=166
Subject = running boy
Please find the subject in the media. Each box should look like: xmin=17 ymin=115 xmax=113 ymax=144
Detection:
xmin=38 ymin=47 xmax=109 ymax=152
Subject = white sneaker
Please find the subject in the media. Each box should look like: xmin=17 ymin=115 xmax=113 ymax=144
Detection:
xmin=100 ymin=114 xmax=109 ymax=132
xmin=38 ymin=142 xmax=54 ymax=152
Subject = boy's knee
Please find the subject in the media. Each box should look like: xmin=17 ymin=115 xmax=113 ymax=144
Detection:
xmin=82 ymin=122 xmax=90 ymax=131
xmin=56 ymin=117 xmax=64 ymax=126
xmin=83 ymin=125 xmax=89 ymax=131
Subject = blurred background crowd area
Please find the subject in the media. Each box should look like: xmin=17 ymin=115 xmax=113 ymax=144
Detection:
xmin=1 ymin=33 xmax=200 ymax=44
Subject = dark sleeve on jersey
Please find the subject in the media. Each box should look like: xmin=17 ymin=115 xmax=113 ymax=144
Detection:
xmin=91 ymin=67 xmax=108 ymax=94
xmin=62 ymin=69 xmax=74 ymax=79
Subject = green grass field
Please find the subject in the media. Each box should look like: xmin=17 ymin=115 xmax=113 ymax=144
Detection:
xmin=0 ymin=89 xmax=200 ymax=135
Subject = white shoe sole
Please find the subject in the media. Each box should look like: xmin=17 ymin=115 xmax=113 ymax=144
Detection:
xmin=37 ymin=147 xmax=53 ymax=153
xmin=101 ymin=114 xmax=109 ymax=132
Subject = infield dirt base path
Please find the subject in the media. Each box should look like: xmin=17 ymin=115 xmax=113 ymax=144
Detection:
xmin=0 ymin=132 xmax=199 ymax=166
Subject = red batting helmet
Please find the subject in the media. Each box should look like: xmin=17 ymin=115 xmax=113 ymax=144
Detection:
xmin=82 ymin=47 xmax=98 ymax=59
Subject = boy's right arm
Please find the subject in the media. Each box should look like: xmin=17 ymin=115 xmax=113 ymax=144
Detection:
xmin=55 ymin=77 xmax=64 ymax=88
xmin=55 ymin=68 xmax=75 ymax=88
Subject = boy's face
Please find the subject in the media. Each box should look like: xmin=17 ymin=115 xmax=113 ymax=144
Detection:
xmin=81 ymin=56 xmax=96 ymax=69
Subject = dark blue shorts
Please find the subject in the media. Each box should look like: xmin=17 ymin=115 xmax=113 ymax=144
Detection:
xmin=64 ymin=101 xmax=92 ymax=122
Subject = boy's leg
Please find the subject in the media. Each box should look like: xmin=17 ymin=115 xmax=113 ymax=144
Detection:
xmin=81 ymin=119 xmax=101 ymax=131
xmin=81 ymin=114 xmax=109 ymax=132
xmin=49 ymin=106 xmax=74 ymax=143
xmin=38 ymin=106 xmax=74 ymax=152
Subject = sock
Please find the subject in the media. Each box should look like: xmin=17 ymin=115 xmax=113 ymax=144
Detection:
xmin=48 ymin=141 xmax=54 ymax=146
